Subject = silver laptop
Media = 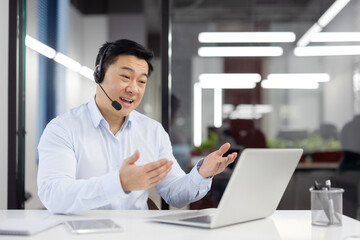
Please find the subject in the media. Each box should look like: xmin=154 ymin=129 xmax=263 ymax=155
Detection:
xmin=150 ymin=148 xmax=303 ymax=229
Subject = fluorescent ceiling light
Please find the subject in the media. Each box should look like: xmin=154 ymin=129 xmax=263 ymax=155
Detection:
xmin=261 ymin=79 xmax=319 ymax=89
xmin=199 ymin=73 xmax=260 ymax=89
xmin=79 ymin=66 xmax=95 ymax=81
xmin=199 ymin=73 xmax=261 ymax=83
xmin=310 ymin=32 xmax=360 ymax=42
xmin=223 ymin=104 xmax=234 ymax=115
xmin=54 ymin=53 xmax=81 ymax=72
xmin=235 ymin=104 xmax=274 ymax=114
xmin=230 ymin=112 xmax=262 ymax=120
xmin=198 ymin=32 xmax=296 ymax=43
xmin=294 ymin=46 xmax=360 ymax=56
xmin=26 ymin=35 xmax=96 ymax=83
xmin=229 ymin=104 xmax=273 ymax=120
xmin=25 ymin=35 xmax=56 ymax=59
xmin=267 ymin=73 xmax=330 ymax=82
xmin=198 ymin=46 xmax=283 ymax=57
xmin=297 ymin=0 xmax=350 ymax=47
xmin=193 ymin=83 xmax=202 ymax=147
xmin=317 ymin=0 xmax=350 ymax=28
xmin=199 ymin=79 xmax=256 ymax=89
xmin=214 ymin=88 xmax=222 ymax=128
xmin=353 ymin=71 xmax=360 ymax=92
xmin=297 ymin=23 xmax=322 ymax=47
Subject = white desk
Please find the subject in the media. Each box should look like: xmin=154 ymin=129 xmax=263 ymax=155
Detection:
xmin=0 ymin=210 xmax=359 ymax=240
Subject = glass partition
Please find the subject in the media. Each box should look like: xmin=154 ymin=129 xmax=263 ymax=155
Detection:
xmin=170 ymin=0 xmax=360 ymax=217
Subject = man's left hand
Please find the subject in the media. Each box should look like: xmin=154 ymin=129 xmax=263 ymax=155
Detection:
xmin=198 ymin=143 xmax=237 ymax=178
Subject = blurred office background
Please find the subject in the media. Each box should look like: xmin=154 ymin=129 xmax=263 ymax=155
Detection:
xmin=1 ymin=0 xmax=360 ymax=219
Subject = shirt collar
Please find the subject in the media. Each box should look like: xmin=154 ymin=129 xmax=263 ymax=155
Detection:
xmin=120 ymin=114 xmax=132 ymax=131
xmin=88 ymin=96 xmax=132 ymax=130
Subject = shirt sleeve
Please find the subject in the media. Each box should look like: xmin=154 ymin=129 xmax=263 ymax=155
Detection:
xmin=154 ymin=125 xmax=212 ymax=208
xmin=37 ymin=119 xmax=129 ymax=214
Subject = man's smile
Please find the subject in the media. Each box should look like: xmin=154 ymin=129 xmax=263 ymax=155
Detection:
xmin=120 ymin=97 xmax=135 ymax=104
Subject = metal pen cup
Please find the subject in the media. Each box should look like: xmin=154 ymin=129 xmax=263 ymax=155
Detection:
xmin=309 ymin=187 xmax=344 ymax=226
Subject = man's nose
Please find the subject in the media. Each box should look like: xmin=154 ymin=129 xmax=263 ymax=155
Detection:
xmin=126 ymin=80 xmax=139 ymax=94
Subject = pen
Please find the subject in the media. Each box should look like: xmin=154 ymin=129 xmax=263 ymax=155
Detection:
xmin=314 ymin=180 xmax=322 ymax=190
xmin=312 ymin=180 xmax=330 ymax=223
xmin=325 ymin=180 xmax=335 ymax=225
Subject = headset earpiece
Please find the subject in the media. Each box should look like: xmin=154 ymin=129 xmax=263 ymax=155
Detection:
xmin=93 ymin=44 xmax=122 ymax=111
xmin=93 ymin=45 xmax=110 ymax=84
xmin=93 ymin=68 xmax=101 ymax=84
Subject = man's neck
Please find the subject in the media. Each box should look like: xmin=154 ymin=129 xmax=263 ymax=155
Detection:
xmin=106 ymin=115 xmax=125 ymax=135
xmin=95 ymin=96 xmax=126 ymax=135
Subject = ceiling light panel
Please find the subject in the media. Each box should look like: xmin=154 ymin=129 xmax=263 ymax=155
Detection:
xmin=310 ymin=32 xmax=360 ymax=42
xmin=198 ymin=32 xmax=296 ymax=43
xmin=54 ymin=53 xmax=81 ymax=72
xmin=25 ymin=35 xmax=56 ymax=59
xmin=294 ymin=46 xmax=360 ymax=56
xmin=261 ymin=79 xmax=319 ymax=89
xmin=267 ymin=73 xmax=330 ymax=82
xmin=317 ymin=0 xmax=350 ymax=28
xmin=198 ymin=46 xmax=283 ymax=57
xmin=199 ymin=73 xmax=260 ymax=89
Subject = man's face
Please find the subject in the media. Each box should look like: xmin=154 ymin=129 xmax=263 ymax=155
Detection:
xmin=100 ymin=54 xmax=148 ymax=117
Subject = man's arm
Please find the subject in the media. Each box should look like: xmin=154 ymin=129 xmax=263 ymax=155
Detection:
xmin=198 ymin=143 xmax=237 ymax=178
xmin=37 ymin=121 xmax=127 ymax=214
xmin=153 ymin=127 xmax=237 ymax=208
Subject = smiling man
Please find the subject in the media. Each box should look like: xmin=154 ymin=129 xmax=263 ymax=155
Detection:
xmin=37 ymin=39 xmax=237 ymax=214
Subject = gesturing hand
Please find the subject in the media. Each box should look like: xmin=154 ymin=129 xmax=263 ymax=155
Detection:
xmin=198 ymin=143 xmax=237 ymax=178
xmin=119 ymin=150 xmax=173 ymax=192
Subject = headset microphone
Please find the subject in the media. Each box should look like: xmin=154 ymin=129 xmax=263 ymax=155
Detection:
xmin=94 ymin=44 xmax=122 ymax=111
xmin=98 ymin=84 xmax=122 ymax=111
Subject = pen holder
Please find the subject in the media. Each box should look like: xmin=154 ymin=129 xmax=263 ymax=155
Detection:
xmin=309 ymin=187 xmax=344 ymax=226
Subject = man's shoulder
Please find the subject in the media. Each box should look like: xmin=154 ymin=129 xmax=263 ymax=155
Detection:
xmin=130 ymin=110 xmax=162 ymax=128
xmin=49 ymin=103 xmax=90 ymax=128
xmin=131 ymin=110 xmax=158 ymax=123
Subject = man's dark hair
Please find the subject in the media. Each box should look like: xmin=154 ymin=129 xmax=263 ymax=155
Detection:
xmin=95 ymin=39 xmax=154 ymax=76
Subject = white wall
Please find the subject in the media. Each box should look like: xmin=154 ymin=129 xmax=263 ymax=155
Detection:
xmin=0 ymin=0 xmax=9 ymax=209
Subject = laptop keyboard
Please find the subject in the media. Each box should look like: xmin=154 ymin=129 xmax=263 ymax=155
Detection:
xmin=181 ymin=215 xmax=215 ymax=224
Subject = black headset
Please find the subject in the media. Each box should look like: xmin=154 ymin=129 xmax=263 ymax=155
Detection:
xmin=93 ymin=45 xmax=110 ymax=84
xmin=93 ymin=44 xmax=122 ymax=111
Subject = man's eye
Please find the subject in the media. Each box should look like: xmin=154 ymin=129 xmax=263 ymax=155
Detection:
xmin=139 ymin=80 xmax=147 ymax=84
xmin=121 ymin=75 xmax=130 ymax=79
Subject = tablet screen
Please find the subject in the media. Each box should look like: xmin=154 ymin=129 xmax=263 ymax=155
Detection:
xmin=65 ymin=219 xmax=123 ymax=234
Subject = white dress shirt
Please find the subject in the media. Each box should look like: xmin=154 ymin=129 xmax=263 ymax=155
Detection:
xmin=37 ymin=97 xmax=212 ymax=214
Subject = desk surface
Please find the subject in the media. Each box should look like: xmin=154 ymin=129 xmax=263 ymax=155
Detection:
xmin=0 ymin=210 xmax=359 ymax=240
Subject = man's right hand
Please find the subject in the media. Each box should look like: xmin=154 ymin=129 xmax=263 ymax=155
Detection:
xmin=119 ymin=150 xmax=173 ymax=192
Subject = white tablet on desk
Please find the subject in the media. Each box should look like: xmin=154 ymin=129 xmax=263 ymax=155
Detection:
xmin=65 ymin=219 xmax=124 ymax=234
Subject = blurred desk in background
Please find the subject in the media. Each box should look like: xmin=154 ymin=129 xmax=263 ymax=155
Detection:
xmin=297 ymin=162 xmax=339 ymax=170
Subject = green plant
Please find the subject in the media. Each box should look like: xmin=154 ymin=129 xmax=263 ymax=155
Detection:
xmin=193 ymin=131 xmax=219 ymax=152
xmin=267 ymin=133 xmax=341 ymax=152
